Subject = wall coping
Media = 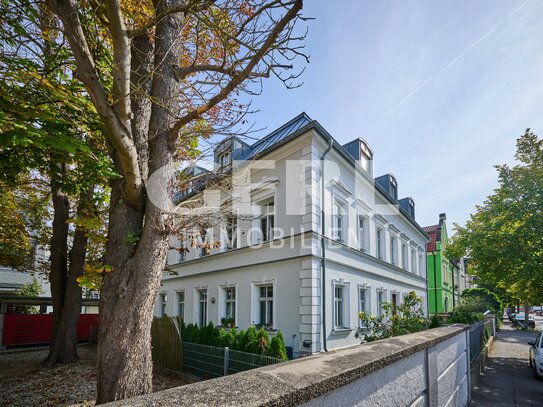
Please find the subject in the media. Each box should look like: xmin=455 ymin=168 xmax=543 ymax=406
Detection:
xmin=107 ymin=325 xmax=468 ymax=407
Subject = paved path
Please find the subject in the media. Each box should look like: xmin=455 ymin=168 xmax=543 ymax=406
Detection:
xmin=470 ymin=321 xmax=543 ymax=406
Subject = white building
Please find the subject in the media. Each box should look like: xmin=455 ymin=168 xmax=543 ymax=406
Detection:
xmin=157 ymin=113 xmax=429 ymax=356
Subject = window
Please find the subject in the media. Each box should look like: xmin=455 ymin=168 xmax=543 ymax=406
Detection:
xmin=226 ymin=217 xmax=238 ymax=249
xmin=218 ymin=151 xmax=231 ymax=168
xmin=390 ymin=236 xmax=397 ymax=265
xmin=377 ymin=290 xmax=385 ymax=317
xmin=376 ymin=228 xmax=384 ymax=259
xmin=258 ymin=285 xmax=273 ymax=326
xmin=179 ymin=241 xmax=186 ymax=262
xmin=198 ymin=290 xmax=208 ymax=327
xmin=334 ymin=286 xmax=345 ymax=328
xmin=160 ymin=293 xmax=167 ymax=317
xmin=358 ymin=286 xmax=369 ymax=327
xmin=259 ymin=200 xmax=275 ymax=242
xmin=177 ymin=291 xmax=185 ymax=320
xmin=442 ymin=263 xmax=448 ymax=284
xmin=224 ymin=287 xmax=236 ymax=322
xmin=411 ymin=248 xmax=417 ymax=274
xmin=419 ymin=253 xmax=424 ymax=276
xmin=358 ymin=216 xmax=367 ymax=251
xmin=199 ymin=229 xmax=208 ymax=257
xmin=402 ymin=243 xmax=408 ymax=270
xmin=391 ymin=293 xmax=398 ymax=316
xmin=332 ymin=200 xmax=346 ymax=242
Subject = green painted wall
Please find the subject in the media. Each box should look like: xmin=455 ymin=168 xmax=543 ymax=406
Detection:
xmin=427 ymin=224 xmax=455 ymax=315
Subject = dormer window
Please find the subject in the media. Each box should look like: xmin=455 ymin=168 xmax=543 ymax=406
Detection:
xmin=218 ymin=151 xmax=231 ymax=168
xmin=390 ymin=177 xmax=397 ymax=200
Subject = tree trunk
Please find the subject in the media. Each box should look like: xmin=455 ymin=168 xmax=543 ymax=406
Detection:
xmin=95 ymin=2 xmax=183 ymax=402
xmin=44 ymin=186 xmax=94 ymax=366
xmin=43 ymin=180 xmax=69 ymax=366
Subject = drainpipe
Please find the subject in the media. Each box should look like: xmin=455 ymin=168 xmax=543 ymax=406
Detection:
xmin=451 ymin=262 xmax=456 ymax=309
xmin=433 ymin=252 xmax=438 ymax=315
xmin=320 ymin=137 xmax=333 ymax=352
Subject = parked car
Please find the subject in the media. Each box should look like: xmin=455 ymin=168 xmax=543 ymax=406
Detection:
xmin=511 ymin=313 xmax=536 ymax=329
xmin=529 ymin=332 xmax=543 ymax=380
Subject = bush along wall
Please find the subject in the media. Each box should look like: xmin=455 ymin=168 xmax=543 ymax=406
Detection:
xmin=180 ymin=321 xmax=288 ymax=361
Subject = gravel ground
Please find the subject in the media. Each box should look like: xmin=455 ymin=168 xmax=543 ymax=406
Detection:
xmin=0 ymin=345 xmax=195 ymax=407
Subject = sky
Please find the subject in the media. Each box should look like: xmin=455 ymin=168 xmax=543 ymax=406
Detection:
xmin=244 ymin=0 xmax=543 ymax=230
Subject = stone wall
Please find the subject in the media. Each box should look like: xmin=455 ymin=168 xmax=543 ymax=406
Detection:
xmin=107 ymin=325 xmax=469 ymax=407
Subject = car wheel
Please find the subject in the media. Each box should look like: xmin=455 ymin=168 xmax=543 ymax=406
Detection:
xmin=530 ymin=357 xmax=533 ymax=368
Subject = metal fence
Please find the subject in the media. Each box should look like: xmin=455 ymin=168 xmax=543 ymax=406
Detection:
xmin=182 ymin=341 xmax=283 ymax=377
xmin=468 ymin=314 xmax=495 ymax=364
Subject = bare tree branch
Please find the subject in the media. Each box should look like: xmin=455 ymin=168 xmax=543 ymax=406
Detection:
xmin=170 ymin=0 xmax=303 ymax=140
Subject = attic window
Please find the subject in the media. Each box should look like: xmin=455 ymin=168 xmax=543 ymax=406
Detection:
xmin=218 ymin=151 xmax=231 ymax=168
xmin=389 ymin=177 xmax=397 ymax=200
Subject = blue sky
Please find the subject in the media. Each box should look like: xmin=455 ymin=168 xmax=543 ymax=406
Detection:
xmin=246 ymin=0 xmax=543 ymax=230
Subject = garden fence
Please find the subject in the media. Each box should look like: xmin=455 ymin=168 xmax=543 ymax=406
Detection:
xmin=182 ymin=341 xmax=283 ymax=377
xmin=151 ymin=317 xmax=283 ymax=377
xmin=468 ymin=313 xmax=495 ymax=364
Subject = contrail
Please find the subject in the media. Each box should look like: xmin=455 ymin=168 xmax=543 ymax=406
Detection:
xmin=377 ymin=0 xmax=531 ymax=122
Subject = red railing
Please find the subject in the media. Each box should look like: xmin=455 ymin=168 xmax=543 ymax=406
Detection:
xmin=2 ymin=314 xmax=99 ymax=346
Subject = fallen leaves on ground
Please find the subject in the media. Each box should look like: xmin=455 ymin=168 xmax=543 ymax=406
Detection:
xmin=0 ymin=345 xmax=195 ymax=407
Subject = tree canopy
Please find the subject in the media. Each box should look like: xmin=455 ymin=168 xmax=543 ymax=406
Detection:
xmin=448 ymin=130 xmax=543 ymax=304
xmin=0 ymin=0 xmax=309 ymax=402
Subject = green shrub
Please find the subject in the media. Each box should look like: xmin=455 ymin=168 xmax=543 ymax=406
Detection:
xmin=461 ymin=288 xmax=502 ymax=314
xmin=446 ymin=296 xmax=488 ymax=324
xmin=429 ymin=315 xmax=442 ymax=328
xmin=356 ymin=291 xmax=429 ymax=343
xmin=179 ymin=321 xmax=287 ymax=359
xmin=268 ymin=331 xmax=288 ymax=360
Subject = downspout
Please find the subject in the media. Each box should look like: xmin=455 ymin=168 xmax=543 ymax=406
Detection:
xmin=451 ymin=262 xmax=456 ymax=309
xmin=320 ymin=137 xmax=333 ymax=352
xmin=433 ymin=252 xmax=438 ymax=315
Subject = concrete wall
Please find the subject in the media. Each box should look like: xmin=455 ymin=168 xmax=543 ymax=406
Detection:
xmin=107 ymin=325 xmax=470 ymax=407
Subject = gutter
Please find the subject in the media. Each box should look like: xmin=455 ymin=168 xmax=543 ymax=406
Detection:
xmin=321 ymin=137 xmax=333 ymax=352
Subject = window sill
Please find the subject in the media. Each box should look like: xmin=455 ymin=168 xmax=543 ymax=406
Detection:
xmin=331 ymin=327 xmax=353 ymax=335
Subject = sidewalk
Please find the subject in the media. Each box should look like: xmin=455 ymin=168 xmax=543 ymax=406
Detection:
xmin=470 ymin=321 xmax=543 ymax=406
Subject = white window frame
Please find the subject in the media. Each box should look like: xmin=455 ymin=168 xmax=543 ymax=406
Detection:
xmin=218 ymin=150 xmax=231 ymax=168
xmin=358 ymin=214 xmax=369 ymax=252
xmin=177 ymin=290 xmax=185 ymax=320
xmin=160 ymin=292 xmax=168 ymax=317
xmin=419 ymin=251 xmax=425 ymax=277
xmin=225 ymin=217 xmax=238 ymax=250
xmin=179 ymin=240 xmax=186 ymax=262
xmin=390 ymin=235 xmax=397 ymax=265
xmin=401 ymin=241 xmax=408 ymax=270
xmin=195 ymin=288 xmax=208 ymax=327
xmin=332 ymin=198 xmax=347 ymax=243
xmin=377 ymin=288 xmax=387 ymax=318
xmin=219 ymin=284 xmax=238 ymax=326
xmin=376 ymin=227 xmax=384 ymax=260
xmin=358 ymin=283 xmax=371 ymax=328
xmin=256 ymin=197 xmax=275 ymax=243
xmin=391 ymin=291 xmax=400 ymax=315
xmin=332 ymin=279 xmax=351 ymax=330
xmin=256 ymin=284 xmax=274 ymax=327
xmin=411 ymin=246 xmax=417 ymax=274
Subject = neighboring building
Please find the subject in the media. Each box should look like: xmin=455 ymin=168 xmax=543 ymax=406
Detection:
xmin=158 ymin=113 xmax=429 ymax=355
xmin=424 ymin=213 xmax=470 ymax=314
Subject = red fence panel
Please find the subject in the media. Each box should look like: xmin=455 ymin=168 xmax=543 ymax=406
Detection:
xmin=2 ymin=313 xmax=99 ymax=346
